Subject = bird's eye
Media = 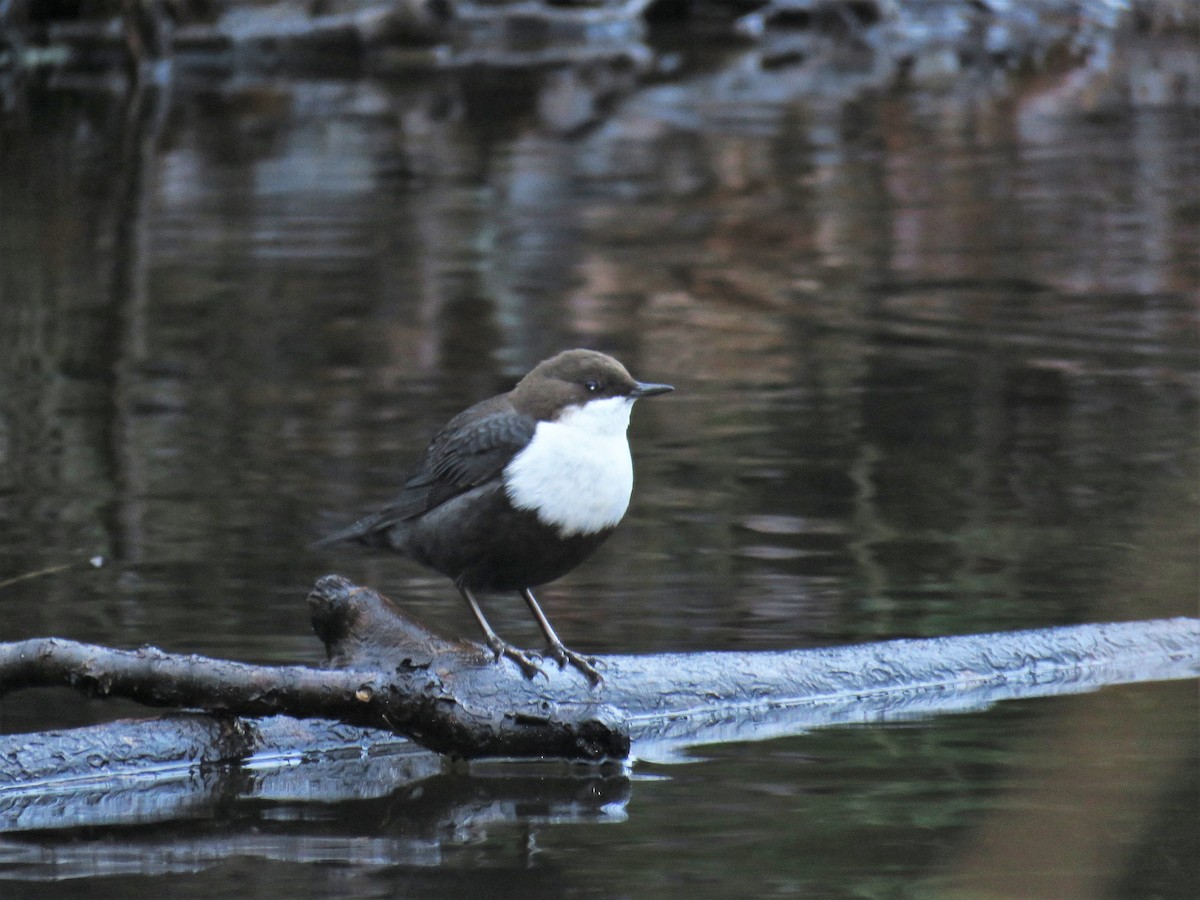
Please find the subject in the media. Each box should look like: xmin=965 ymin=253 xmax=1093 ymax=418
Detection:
xmin=585 ymin=380 xmax=601 ymax=393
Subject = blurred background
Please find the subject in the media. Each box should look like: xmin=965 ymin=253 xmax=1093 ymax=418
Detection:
xmin=0 ymin=0 xmax=1197 ymax=895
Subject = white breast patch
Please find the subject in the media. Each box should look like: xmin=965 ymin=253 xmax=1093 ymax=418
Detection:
xmin=504 ymin=396 xmax=635 ymax=537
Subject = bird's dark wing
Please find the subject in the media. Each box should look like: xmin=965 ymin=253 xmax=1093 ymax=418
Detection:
xmin=401 ymin=398 xmax=536 ymax=514
xmin=311 ymin=397 xmax=536 ymax=547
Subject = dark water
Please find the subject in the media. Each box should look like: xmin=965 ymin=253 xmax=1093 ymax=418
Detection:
xmin=1 ymin=16 xmax=1198 ymax=897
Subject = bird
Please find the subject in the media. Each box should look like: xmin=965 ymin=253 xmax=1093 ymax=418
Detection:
xmin=312 ymin=349 xmax=673 ymax=684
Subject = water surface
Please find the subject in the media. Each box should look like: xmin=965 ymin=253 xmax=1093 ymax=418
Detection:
xmin=0 ymin=16 xmax=1197 ymax=897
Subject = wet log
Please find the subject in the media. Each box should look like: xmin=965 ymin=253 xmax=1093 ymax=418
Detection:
xmin=0 ymin=714 xmax=440 ymax=834
xmin=0 ymin=575 xmax=631 ymax=762
xmin=1 ymin=574 xmax=1197 ymax=783
xmin=3 ymin=0 xmax=1132 ymax=77
xmin=17 ymin=0 xmax=455 ymax=73
xmin=171 ymin=0 xmax=455 ymax=54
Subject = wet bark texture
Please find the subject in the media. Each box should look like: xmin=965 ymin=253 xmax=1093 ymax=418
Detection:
xmin=0 ymin=0 xmax=1165 ymax=77
xmin=1 ymin=574 xmax=1197 ymax=789
xmin=0 ymin=576 xmax=631 ymax=762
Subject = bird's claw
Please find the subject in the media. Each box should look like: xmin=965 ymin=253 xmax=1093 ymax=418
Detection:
xmin=544 ymin=643 xmax=603 ymax=686
xmin=487 ymin=641 xmax=546 ymax=681
xmin=483 ymin=637 xmax=601 ymax=685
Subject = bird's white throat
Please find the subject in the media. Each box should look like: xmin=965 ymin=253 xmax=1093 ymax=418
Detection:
xmin=504 ymin=396 xmax=635 ymax=537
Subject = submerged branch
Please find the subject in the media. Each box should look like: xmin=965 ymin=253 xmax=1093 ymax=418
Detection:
xmin=0 ymin=574 xmax=1196 ymax=788
xmin=0 ymin=0 xmax=1146 ymax=77
xmin=0 ymin=576 xmax=630 ymax=762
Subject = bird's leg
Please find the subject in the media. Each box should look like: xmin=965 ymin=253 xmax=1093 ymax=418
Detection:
xmin=520 ymin=588 xmax=602 ymax=685
xmin=457 ymin=583 xmax=544 ymax=680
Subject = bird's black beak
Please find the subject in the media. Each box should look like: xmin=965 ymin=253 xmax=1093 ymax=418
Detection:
xmin=630 ymin=381 xmax=674 ymax=398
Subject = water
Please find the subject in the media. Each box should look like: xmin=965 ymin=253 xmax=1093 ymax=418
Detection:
xmin=1 ymin=15 xmax=1198 ymax=897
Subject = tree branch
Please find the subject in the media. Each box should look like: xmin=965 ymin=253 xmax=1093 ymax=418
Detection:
xmin=0 ymin=575 xmax=630 ymax=761
xmin=1 ymin=574 xmax=1196 ymax=778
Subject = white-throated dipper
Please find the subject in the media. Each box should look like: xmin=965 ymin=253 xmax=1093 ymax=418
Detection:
xmin=312 ymin=349 xmax=673 ymax=684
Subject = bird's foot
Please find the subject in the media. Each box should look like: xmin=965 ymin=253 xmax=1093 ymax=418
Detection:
xmin=485 ymin=638 xmax=545 ymax=681
xmin=544 ymin=641 xmax=603 ymax=686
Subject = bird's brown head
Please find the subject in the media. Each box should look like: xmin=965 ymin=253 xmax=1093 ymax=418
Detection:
xmin=511 ymin=349 xmax=673 ymax=422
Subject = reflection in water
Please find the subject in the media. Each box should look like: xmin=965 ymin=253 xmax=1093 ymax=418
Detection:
xmin=0 ymin=15 xmax=1197 ymax=899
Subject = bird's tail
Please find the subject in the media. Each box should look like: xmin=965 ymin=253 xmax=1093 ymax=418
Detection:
xmin=308 ymin=513 xmax=391 ymax=551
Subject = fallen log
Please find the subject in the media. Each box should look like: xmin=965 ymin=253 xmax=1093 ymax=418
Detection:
xmin=1 ymin=575 xmax=1196 ymax=779
xmin=0 ymin=575 xmax=631 ymax=762
xmin=1 ymin=0 xmax=1134 ymax=78
xmin=0 ymin=714 xmax=439 ymax=833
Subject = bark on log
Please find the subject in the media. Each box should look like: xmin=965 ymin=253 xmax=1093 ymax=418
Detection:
xmin=3 ymin=0 xmax=1130 ymax=77
xmin=1 ymin=574 xmax=1197 ymax=777
xmin=0 ymin=575 xmax=631 ymax=762
xmin=0 ymin=714 xmax=441 ymax=834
